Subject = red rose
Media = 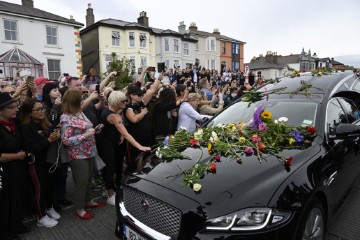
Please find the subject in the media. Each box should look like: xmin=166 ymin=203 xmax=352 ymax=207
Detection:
xmin=210 ymin=163 xmax=216 ymax=173
xmin=306 ymin=126 xmax=316 ymax=134
xmin=190 ymin=139 xmax=200 ymax=148
xmin=258 ymin=143 xmax=266 ymax=150
xmin=285 ymin=156 xmax=293 ymax=167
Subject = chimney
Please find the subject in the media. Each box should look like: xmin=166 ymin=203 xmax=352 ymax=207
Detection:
xmin=189 ymin=22 xmax=198 ymax=33
xmin=70 ymin=15 xmax=75 ymax=22
xmin=86 ymin=3 xmax=95 ymax=27
xmin=22 ymin=0 xmax=33 ymax=8
xmin=212 ymin=28 xmax=220 ymax=35
xmin=178 ymin=21 xmax=186 ymax=34
xmin=137 ymin=11 xmax=149 ymax=27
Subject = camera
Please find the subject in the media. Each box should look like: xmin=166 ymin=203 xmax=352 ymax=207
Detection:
xmin=63 ymin=73 xmax=69 ymax=77
xmin=95 ymin=84 xmax=100 ymax=93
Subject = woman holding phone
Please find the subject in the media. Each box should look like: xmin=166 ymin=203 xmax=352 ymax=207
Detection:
xmin=60 ymin=90 xmax=104 ymax=220
xmin=21 ymin=99 xmax=61 ymax=228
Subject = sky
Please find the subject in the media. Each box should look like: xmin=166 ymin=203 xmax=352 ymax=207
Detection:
xmin=6 ymin=0 xmax=360 ymax=67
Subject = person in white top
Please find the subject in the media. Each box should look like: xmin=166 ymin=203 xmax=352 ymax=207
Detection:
xmin=177 ymin=93 xmax=212 ymax=132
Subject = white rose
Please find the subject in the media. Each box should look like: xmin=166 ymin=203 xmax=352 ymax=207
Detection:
xmin=278 ymin=117 xmax=288 ymax=122
xmin=193 ymin=183 xmax=202 ymax=192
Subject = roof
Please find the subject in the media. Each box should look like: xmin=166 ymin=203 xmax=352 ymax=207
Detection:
xmin=81 ymin=19 xmax=198 ymax=42
xmin=0 ymin=0 xmax=83 ymax=26
xmin=276 ymin=54 xmax=301 ymax=64
xmin=245 ymin=61 xmax=287 ymax=70
xmin=0 ymin=46 xmax=43 ymax=64
xmin=188 ymin=28 xmax=245 ymax=44
xmin=332 ymin=60 xmax=344 ymax=65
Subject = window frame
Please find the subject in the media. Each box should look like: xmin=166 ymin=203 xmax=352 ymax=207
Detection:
xmin=129 ymin=56 xmax=136 ymax=73
xmin=207 ymin=37 xmax=216 ymax=51
xmin=3 ymin=18 xmax=18 ymax=42
xmin=174 ymin=39 xmax=179 ymax=53
xmin=129 ymin=32 xmax=135 ymax=47
xmin=47 ymin=59 xmax=61 ymax=80
xmin=221 ymin=42 xmax=226 ymax=54
xmin=45 ymin=25 xmax=58 ymax=46
xmin=140 ymin=56 xmax=147 ymax=69
xmin=112 ymin=31 xmax=120 ymax=47
xmin=139 ymin=33 xmax=147 ymax=48
xmin=183 ymin=43 xmax=189 ymax=55
xmin=164 ymin=38 xmax=169 ymax=52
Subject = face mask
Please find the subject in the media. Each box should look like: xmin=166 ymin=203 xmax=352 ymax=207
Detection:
xmin=231 ymin=93 xmax=237 ymax=98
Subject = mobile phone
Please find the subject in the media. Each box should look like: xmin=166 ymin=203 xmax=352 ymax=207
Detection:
xmin=26 ymin=76 xmax=35 ymax=86
xmin=147 ymin=67 xmax=155 ymax=72
xmin=95 ymin=84 xmax=100 ymax=93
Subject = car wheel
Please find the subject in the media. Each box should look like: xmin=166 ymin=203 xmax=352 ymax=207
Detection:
xmin=296 ymin=198 xmax=326 ymax=240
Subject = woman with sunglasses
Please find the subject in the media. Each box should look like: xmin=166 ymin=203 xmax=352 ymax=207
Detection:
xmin=125 ymin=77 xmax=161 ymax=173
xmin=0 ymin=93 xmax=31 ymax=240
xmin=97 ymin=91 xmax=151 ymax=205
xmin=20 ymin=99 xmax=61 ymax=228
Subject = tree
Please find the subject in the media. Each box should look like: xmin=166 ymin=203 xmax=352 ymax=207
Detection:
xmin=105 ymin=52 xmax=134 ymax=89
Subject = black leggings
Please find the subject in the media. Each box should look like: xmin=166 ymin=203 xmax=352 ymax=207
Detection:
xmin=28 ymin=162 xmax=55 ymax=218
xmin=97 ymin=137 xmax=125 ymax=191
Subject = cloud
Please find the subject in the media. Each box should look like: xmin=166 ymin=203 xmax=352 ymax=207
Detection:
xmin=5 ymin=0 xmax=360 ymax=64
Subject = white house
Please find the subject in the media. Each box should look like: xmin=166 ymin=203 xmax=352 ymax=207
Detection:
xmin=154 ymin=26 xmax=197 ymax=69
xmin=184 ymin=22 xmax=221 ymax=70
xmin=0 ymin=0 xmax=84 ymax=80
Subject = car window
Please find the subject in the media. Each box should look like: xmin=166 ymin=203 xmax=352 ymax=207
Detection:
xmin=350 ymin=80 xmax=360 ymax=92
xmin=207 ymin=100 xmax=317 ymax=128
xmin=326 ymin=98 xmax=347 ymax=135
xmin=338 ymin=98 xmax=360 ymax=123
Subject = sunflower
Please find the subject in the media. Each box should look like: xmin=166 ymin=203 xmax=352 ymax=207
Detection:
xmin=261 ymin=111 xmax=273 ymax=120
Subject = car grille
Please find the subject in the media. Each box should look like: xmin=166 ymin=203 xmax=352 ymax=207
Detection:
xmin=123 ymin=186 xmax=182 ymax=239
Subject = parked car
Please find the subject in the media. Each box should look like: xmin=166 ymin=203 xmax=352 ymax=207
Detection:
xmin=116 ymin=71 xmax=360 ymax=239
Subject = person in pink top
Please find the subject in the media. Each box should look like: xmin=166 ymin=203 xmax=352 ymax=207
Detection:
xmin=60 ymin=89 xmax=104 ymax=220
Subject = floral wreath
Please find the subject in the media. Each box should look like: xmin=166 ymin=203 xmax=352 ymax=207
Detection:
xmin=155 ymin=104 xmax=317 ymax=192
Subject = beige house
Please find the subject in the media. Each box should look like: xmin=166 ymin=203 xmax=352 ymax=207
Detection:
xmin=81 ymin=7 xmax=156 ymax=75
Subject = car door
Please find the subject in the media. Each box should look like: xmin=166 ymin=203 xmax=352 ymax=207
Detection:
xmin=323 ymin=97 xmax=360 ymax=210
xmin=336 ymin=97 xmax=360 ymax=186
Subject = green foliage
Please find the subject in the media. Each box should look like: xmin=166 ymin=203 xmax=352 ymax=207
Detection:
xmin=105 ymin=52 xmax=134 ymax=89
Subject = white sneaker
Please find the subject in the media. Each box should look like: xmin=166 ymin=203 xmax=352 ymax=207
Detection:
xmin=107 ymin=194 xmax=116 ymax=206
xmin=37 ymin=215 xmax=58 ymax=228
xmin=46 ymin=207 xmax=61 ymax=220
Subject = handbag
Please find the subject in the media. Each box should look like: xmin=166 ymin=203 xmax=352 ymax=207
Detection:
xmin=94 ymin=153 xmax=106 ymax=171
xmin=47 ymin=140 xmax=71 ymax=173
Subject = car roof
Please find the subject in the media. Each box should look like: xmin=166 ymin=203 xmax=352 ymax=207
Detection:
xmin=265 ymin=71 xmax=356 ymax=101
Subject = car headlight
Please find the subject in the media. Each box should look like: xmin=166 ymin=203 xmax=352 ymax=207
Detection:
xmin=206 ymin=208 xmax=292 ymax=231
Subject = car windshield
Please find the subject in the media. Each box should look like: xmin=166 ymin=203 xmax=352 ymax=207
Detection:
xmin=207 ymin=100 xmax=318 ymax=128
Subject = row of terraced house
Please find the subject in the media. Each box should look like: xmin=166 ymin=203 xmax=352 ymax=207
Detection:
xmin=0 ymin=0 xmax=246 ymax=80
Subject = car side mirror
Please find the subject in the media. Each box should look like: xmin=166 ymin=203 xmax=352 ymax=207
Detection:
xmin=329 ymin=123 xmax=360 ymax=140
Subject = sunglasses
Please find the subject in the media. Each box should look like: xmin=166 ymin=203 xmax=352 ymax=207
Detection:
xmin=32 ymin=107 xmax=45 ymax=113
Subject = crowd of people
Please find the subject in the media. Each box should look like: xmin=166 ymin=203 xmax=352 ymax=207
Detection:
xmin=0 ymin=65 xmax=254 ymax=240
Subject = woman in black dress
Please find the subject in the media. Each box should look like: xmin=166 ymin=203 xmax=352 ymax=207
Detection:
xmin=0 ymin=93 xmax=29 ymax=240
xmin=97 ymin=91 xmax=150 ymax=206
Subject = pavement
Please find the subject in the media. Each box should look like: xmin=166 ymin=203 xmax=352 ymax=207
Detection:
xmin=21 ymin=170 xmax=118 ymax=240
xmin=19 ymin=169 xmax=360 ymax=240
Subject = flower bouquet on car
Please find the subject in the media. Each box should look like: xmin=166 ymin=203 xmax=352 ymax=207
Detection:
xmin=155 ymin=104 xmax=317 ymax=191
